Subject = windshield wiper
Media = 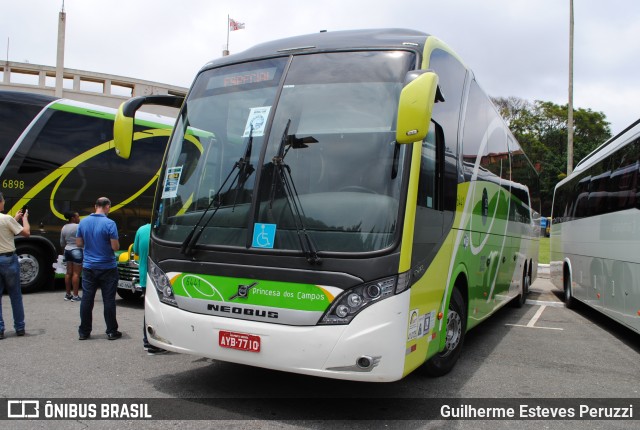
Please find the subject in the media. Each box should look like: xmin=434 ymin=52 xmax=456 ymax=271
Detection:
xmin=269 ymin=119 xmax=321 ymax=265
xmin=180 ymin=128 xmax=255 ymax=255
xmin=233 ymin=126 xmax=255 ymax=209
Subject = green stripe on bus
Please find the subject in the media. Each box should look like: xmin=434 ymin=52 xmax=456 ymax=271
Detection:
xmin=171 ymin=273 xmax=332 ymax=311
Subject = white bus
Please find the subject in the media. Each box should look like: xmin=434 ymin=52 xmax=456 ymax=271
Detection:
xmin=550 ymin=118 xmax=640 ymax=334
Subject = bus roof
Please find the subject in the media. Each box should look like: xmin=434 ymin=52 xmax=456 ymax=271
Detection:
xmin=49 ymin=98 xmax=176 ymax=128
xmin=202 ymin=28 xmax=431 ymax=70
xmin=574 ymin=117 xmax=640 ymax=171
xmin=0 ymin=91 xmax=175 ymax=129
xmin=0 ymin=90 xmax=59 ymax=106
xmin=556 ymin=118 xmax=640 ymax=190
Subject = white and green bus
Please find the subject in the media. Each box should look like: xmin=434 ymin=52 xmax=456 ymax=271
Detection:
xmin=0 ymin=91 xmax=177 ymax=293
xmin=114 ymin=29 xmax=540 ymax=381
xmin=550 ymin=118 xmax=640 ymax=334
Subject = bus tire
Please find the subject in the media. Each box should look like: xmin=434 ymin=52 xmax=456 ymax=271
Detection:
xmin=424 ymin=287 xmax=466 ymax=377
xmin=117 ymin=289 xmax=143 ymax=301
xmin=514 ymin=268 xmax=530 ymax=308
xmin=16 ymin=244 xmax=49 ymax=294
xmin=564 ymin=269 xmax=576 ymax=309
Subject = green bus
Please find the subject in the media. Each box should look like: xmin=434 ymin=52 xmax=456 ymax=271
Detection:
xmin=0 ymin=91 xmax=58 ymax=164
xmin=114 ymin=29 xmax=540 ymax=381
xmin=0 ymin=91 xmax=174 ymax=293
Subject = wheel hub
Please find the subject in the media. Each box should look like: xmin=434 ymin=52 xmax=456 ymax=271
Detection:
xmin=443 ymin=310 xmax=462 ymax=356
xmin=18 ymin=254 xmax=39 ymax=284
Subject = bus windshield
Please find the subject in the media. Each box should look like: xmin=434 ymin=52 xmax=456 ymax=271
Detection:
xmin=156 ymin=50 xmax=416 ymax=253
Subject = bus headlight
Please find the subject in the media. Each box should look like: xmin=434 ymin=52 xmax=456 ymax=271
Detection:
xmin=347 ymin=293 xmax=362 ymax=307
xmin=148 ymin=258 xmax=178 ymax=307
xmin=336 ymin=305 xmax=350 ymax=318
xmin=318 ymin=275 xmax=406 ymax=325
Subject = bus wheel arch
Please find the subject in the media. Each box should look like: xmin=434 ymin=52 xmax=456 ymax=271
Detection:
xmin=563 ymin=260 xmax=576 ymax=309
xmin=423 ymin=274 xmax=468 ymax=377
xmin=15 ymin=238 xmax=56 ymax=294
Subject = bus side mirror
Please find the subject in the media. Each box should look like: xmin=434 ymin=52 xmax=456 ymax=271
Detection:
xmin=114 ymin=102 xmax=135 ymax=159
xmin=114 ymin=95 xmax=184 ymax=159
xmin=395 ymin=71 xmax=439 ymax=145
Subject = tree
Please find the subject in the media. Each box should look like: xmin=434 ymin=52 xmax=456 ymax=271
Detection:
xmin=492 ymin=97 xmax=611 ymax=215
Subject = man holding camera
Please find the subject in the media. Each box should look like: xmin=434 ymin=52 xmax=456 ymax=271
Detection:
xmin=0 ymin=192 xmax=30 ymax=339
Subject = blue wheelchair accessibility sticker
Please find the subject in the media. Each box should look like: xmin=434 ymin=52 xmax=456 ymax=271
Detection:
xmin=252 ymin=223 xmax=276 ymax=249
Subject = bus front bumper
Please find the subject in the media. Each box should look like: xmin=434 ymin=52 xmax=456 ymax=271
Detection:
xmin=144 ymin=287 xmax=411 ymax=382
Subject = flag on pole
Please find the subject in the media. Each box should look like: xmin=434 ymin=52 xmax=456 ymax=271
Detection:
xmin=229 ymin=19 xmax=245 ymax=31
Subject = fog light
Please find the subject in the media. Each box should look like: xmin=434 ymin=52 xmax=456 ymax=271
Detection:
xmin=356 ymin=356 xmax=372 ymax=369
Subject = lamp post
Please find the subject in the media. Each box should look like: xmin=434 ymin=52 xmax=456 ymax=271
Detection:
xmin=55 ymin=3 xmax=66 ymax=98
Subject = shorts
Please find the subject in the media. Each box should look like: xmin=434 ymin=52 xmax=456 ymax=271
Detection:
xmin=64 ymin=248 xmax=83 ymax=265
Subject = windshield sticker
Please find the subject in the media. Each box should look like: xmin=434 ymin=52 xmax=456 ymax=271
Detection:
xmin=252 ymin=223 xmax=276 ymax=248
xmin=243 ymin=106 xmax=271 ymax=137
xmin=161 ymin=166 xmax=183 ymax=199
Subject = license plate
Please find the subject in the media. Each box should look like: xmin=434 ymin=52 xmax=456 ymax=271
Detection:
xmin=219 ymin=330 xmax=261 ymax=353
xmin=118 ymin=280 xmax=133 ymax=290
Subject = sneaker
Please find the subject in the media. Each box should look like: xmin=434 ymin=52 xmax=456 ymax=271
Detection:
xmin=64 ymin=294 xmax=73 ymax=301
xmin=147 ymin=346 xmax=168 ymax=355
xmin=107 ymin=331 xmax=122 ymax=340
xmin=0 ymin=330 xmax=4 ymax=340
xmin=71 ymin=296 xmax=81 ymax=302
xmin=79 ymin=333 xmax=90 ymax=340
xmin=16 ymin=329 xmax=25 ymax=336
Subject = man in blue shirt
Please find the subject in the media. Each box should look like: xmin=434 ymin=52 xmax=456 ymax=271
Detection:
xmin=76 ymin=197 xmax=121 ymax=340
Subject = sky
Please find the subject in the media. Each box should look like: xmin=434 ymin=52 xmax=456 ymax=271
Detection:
xmin=1 ymin=0 xmax=639 ymax=136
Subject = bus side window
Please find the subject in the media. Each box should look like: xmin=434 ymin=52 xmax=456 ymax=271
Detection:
xmin=609 ymin=138 xmax=639 ymax=212
xmin=427 ymin=48 xmax=466 ymax=214
xmin=573 ymin=176 xmax=590 ymax=219
xmin=416 ymin=122 xmax=442 ymax=210
xmin=412 ymin=121 xmax=445 ymax=271
xmin=587 ymin=165 xmax=610 ymax=217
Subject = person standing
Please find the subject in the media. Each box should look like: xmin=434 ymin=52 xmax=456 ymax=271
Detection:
xmin=0 ymin=192 xmax=30 ymax=339
xmin=76 ymin=197 xmax=121 ymax=341
xmin=133 ymin=223 xmax=166 ymax=354
xmin=60 ymin=210 xmax=83 ymax=302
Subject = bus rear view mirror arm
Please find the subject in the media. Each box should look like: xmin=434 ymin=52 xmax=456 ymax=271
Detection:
xmin=114 ymin=95 xmax=184 ymax=159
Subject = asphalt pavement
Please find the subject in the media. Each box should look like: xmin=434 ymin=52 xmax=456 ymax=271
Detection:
xmin=1 ymin=268 xmax=639 ymax=429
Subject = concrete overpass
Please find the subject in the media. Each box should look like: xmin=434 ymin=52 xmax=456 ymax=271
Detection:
xmin=0 ymin=61 xmax=187 ymax=116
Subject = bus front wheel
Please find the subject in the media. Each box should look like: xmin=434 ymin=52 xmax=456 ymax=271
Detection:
xmin=424 ymin=287 xmax=466 ymax=377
